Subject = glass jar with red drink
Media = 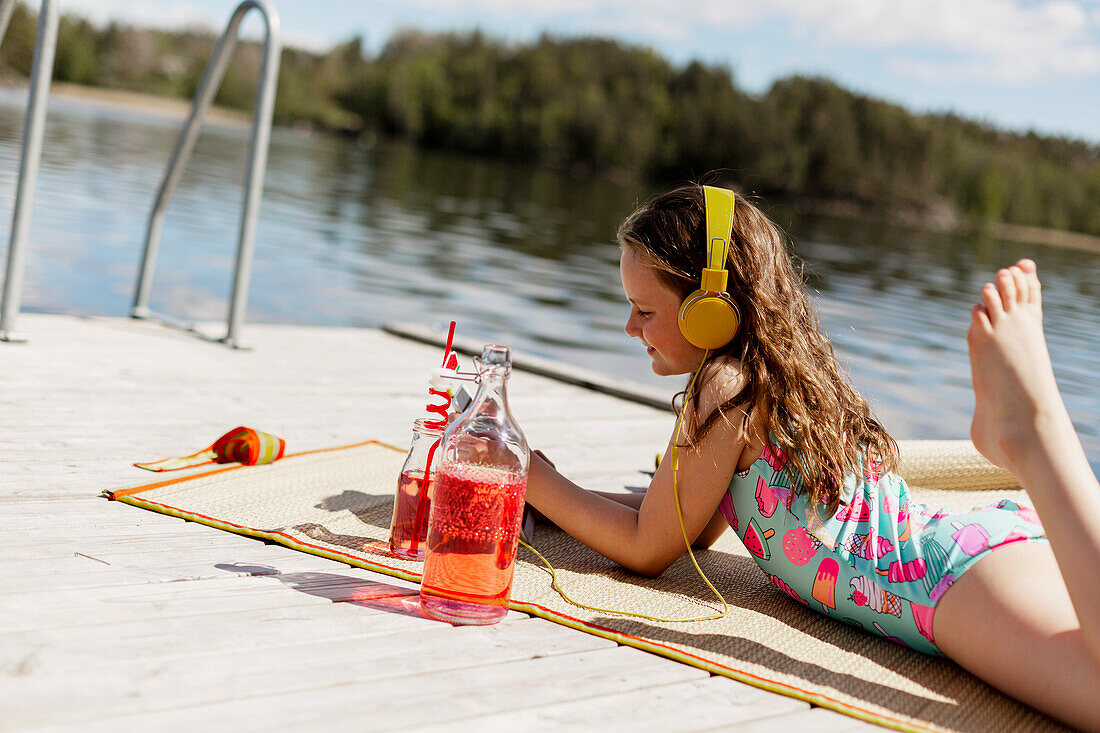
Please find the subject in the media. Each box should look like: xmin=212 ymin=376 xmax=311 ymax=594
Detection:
xmin=420 ymin=344 xmax=530 ymax=624
xmin=388 ymin=418 xmax=443 ymax=561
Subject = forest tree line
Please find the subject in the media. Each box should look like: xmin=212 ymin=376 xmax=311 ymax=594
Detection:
xmin=1 ymin=3 xmax=1098 ymax=235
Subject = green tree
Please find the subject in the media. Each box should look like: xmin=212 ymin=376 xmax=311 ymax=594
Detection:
xmin=53 ymin=15 xmax=99 ymax=85
xmin=0 ymin=2 xmax=37 ymax=77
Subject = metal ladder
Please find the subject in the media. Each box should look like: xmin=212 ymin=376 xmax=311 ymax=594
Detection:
xmin=0 ymin=0 xmax=58 ymax=343
xmin=131 ymin=0 xmax=282 ymax=348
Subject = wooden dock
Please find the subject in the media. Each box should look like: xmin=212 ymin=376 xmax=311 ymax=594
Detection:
xmin=1 ymin=314 xmax=879 ymax=731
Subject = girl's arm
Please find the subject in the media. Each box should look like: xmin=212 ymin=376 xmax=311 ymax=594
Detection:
xmin=590 ymin=491 xmax=727 ymax=548
xmin=693 ymin=508 xmax=730 ymax=549
xmin=592 ymin=490 xmax=644 ymax=509
xmin=525 ymin=373 xmax=751 ymax=577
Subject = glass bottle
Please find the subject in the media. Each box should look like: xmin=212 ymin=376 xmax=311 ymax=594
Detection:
xmin=388 ymin=418 xmax=444 ymax=561
xmin=420 ymin=345 xmax=530 ymax=624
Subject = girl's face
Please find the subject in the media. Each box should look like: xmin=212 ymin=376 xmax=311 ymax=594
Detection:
xmin=620 ymin=247 xmax=706 ymax=375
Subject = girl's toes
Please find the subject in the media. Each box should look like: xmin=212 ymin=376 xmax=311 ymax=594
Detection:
xmin=982 ymin=282 xmax=1004 ymax=320
xmin=996 ymin=268 xmax=1017 ymax=310
xmin=1009 ymin=266 xmax=1028 ymax=305
xmin=1024 ymin=267 xmax=1042 ymax=305
xmin=1029 ymin=274 xmax=1042 ymax=305
xmin=969 ymin=302 xmax=992 ymax=338
xmin=1017 ymin=258 xmax=1037 ymax=275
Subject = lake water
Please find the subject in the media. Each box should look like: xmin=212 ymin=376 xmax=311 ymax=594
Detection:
xmin=2 ymin=87 xmax=1098 ymax=473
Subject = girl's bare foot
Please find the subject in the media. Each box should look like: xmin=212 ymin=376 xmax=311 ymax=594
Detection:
xmin=967 ymin=259 xmax=1069 ymax=475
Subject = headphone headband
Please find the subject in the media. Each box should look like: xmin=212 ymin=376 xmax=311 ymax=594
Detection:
xmin=677 ymin=185 xmax=740 ymax=350
xmin=701 ymin=186 xmax=734 ymax=292
xmin=703 ymin=186 xmax=734 ymax=267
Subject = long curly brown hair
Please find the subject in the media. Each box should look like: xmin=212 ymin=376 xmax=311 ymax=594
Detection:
xmin=617 ymin=182 xmax=898 ymax=513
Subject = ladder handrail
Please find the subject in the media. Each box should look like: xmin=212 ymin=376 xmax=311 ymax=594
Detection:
xmin=132 ymin=0 xmax=282 ymax=349
xmin=0 ymin=0 xmax=18 ymax=40
xmin=0 ymin=0 xmax=59 ymax=343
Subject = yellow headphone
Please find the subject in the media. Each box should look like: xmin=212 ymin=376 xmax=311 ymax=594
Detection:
xmin=677 ymin=186 xmax=740 ymax=349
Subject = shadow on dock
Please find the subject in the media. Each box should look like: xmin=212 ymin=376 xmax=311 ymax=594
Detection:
xmin=214 ymin=562 xmax=433 ymax=620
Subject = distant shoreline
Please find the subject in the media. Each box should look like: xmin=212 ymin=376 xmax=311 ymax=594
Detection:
xmin=980 ymin=221 xmax=1100 ymax=254
xmin=787 ymin=196 xmax=1100 ymax=254
xmin=1 ymin=80 xmax=251 ymax=127
xmin=7 ymin=81 xmax=1100 ymax=254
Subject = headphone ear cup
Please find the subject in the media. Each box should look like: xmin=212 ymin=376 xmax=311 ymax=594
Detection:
xmin=678 ymin=290 xmax=740 ymax=349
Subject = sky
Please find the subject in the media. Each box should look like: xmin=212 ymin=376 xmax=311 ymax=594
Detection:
xmin=59 ymin=0 xmax=1100 ymax=145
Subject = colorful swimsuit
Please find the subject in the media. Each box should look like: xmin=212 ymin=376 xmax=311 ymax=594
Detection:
xmin=719 ymin=443 xmax=1048 ymax=655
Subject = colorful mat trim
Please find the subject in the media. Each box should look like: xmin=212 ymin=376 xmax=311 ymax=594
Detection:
xmin=103 ymin=440 xmax=1062 ymax=733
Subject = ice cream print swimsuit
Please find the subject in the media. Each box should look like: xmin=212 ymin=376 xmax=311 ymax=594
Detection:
xmin=719 ymin=444 xmax=1048 ymax=655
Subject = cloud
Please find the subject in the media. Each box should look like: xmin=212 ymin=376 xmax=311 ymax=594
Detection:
xmin=770 ymin=0 xmax=1100 ymax=83
xmin=58 ymin=0 xmax=327 ymax=52
xmin=402 ymin=0 xmax=1100 ymax=83
xmin=60 ymin=0 xmax=216 ymax=31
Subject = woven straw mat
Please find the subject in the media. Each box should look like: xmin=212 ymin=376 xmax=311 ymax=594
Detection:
xmin=105 ymin=439 xmax=1066 ymax=733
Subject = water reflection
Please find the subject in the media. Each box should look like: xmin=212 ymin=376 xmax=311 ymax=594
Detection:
xmin=1 ymin=88 xmax=1096 ymax=472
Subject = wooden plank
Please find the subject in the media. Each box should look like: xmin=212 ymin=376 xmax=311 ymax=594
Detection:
xmin=0 ymin=547 xmax=420 ymax=594
xmin=0 ymin=572 xmax=410 ymax=632
xmin=38 ymin=645 xmax=706 ymax=731
xmin=0 ymin=600 xmax=438 ymax=671
xmin=4 ymin=499 xmax=218 ymax=522
xmin=5 ymin=618 xmax=617 ymax=728
xmin=6 ymin=532 xmax=268 ymax=561
xmin=419 ymin=675 xmax=809 ymax=731
xmin=1 ymin=507 xmax=184 ymax=528
xmin=0 ymin=497 xmax=153 ymax=511
xmin=5 ymin=522 xmax=267 ymax=548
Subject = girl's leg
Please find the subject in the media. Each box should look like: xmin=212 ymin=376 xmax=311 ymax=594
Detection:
xmin=933 ymin=542 xmax=1100 ymax=731
xmin=935 ymin=259 xmax=1100 ymax=729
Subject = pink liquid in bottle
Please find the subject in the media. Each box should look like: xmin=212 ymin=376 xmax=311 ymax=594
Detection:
xmin=388 ymin=469 xmax=433 ymax=560
xmin=388 ymin=418 xmax=443 ymax=561
xmin=420 ymin=463 xmax=527 ymax=624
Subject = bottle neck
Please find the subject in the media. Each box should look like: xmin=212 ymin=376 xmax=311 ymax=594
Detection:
xmin=442 ymin=354 xmax=529 ymax=473
xmin=472 ymin=366 xmax=509 ymax=408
